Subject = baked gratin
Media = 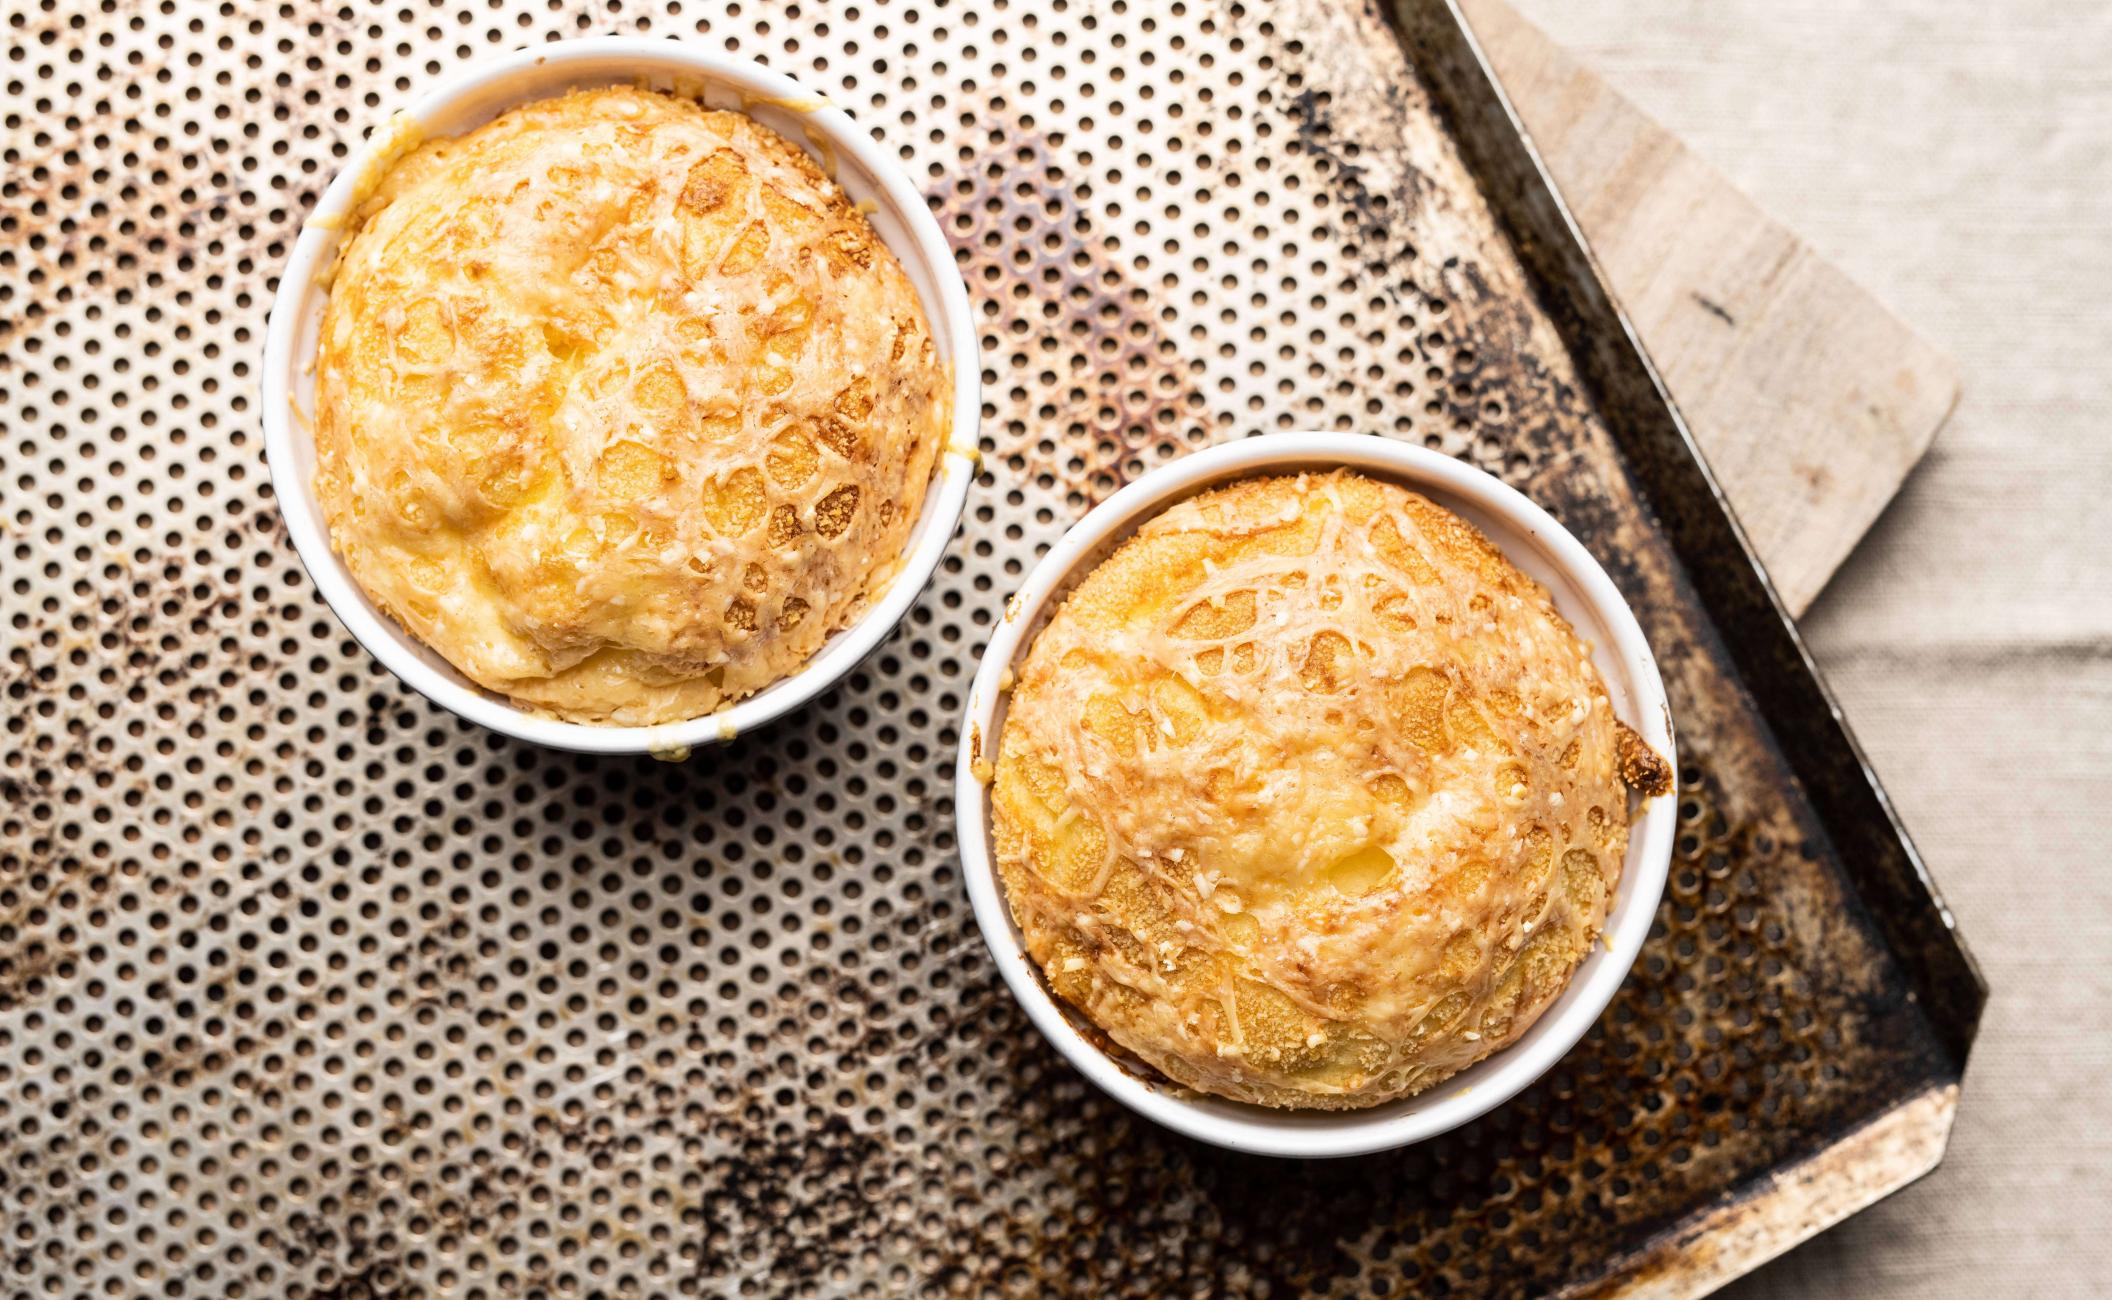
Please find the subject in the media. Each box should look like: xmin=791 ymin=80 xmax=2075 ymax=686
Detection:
xmin=991 ymin=470 xmax=1663 ymax=1109
xmin=312 ymin=86 xmax=949 ymax=724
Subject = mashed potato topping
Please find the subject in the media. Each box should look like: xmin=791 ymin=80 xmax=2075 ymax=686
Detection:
xmin=313 ymin=87 xmax=948 ymax=724
xmin=992 ymin=470 xmax=1641 ymax=1109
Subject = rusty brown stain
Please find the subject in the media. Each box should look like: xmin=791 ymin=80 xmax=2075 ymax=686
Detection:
xmin=935 ymin=102 xmax=1217 ymax=509
xmin=0 ymin=937 xmax=71 ymax=1011
xmin=0 ymin=115 xmax=215 ymax=345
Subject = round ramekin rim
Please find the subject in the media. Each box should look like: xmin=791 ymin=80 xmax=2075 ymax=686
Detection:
xmin=261 ymin=37 xmax=980 ymax=755
xmin=954 ymin=432 xmax=1676 ymax=1158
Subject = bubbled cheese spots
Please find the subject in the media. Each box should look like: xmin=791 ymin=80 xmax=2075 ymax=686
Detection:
xmin=312 ymin=87 xmax=949 ymax=724
xmin=991 ymin=470 xmax=1634 ymax=1110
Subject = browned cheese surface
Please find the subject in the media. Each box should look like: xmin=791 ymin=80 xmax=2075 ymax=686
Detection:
xmin=314 ymin=87 xmax=949 ymax=724
xmin=993 ymin=472 xmax=1630 ymax=1107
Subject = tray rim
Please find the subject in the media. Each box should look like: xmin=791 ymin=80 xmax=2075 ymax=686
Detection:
xmin=1578 ymin=1082 xmax=1961 ymax=1299
xmin=1386 ymin=0 xmax=1989 ymax=1289
xmin=1400 ymin=0 xmax=1988 ymax=1016
xmin=0 ymin=0 xmax=1991 ymax=1291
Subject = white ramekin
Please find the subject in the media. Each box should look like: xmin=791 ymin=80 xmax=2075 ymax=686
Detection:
xmin=956 ymin=433 xmax=1677 ymax=1158
xmin=261 ymin=38 xmax=979 ymax=755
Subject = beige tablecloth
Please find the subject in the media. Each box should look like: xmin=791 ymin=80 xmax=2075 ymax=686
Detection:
xmin=1504 ymin=3 xmax=2112 ymax=1294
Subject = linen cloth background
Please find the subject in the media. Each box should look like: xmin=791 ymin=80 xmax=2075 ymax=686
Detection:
xmin=1501 ymin=2 xmax=2112 ymax=1294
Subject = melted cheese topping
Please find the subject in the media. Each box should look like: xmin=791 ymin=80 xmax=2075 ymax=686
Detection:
xmin=313 ymin=87 xmax=949 ymax=724
xmin=992 ymin=471 xmax=1633 ymax=1109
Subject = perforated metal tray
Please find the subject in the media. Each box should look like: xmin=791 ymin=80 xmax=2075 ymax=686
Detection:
xmin=0 ymin=0 xmax=1983 ymax=1296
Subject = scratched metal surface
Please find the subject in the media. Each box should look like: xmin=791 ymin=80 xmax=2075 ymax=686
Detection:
xmin=0 ymin=0 xmax=1979 ymax=1296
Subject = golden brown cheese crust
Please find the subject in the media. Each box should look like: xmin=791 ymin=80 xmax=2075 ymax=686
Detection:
xmin=313 ymin=87 xmax=949 ymax=724
xmin=991 ymin=470 xmax=1632 ymax=1109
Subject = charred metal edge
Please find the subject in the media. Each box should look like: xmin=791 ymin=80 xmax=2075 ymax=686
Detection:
xmin=1387 ymin=0 xmax=1987 ymax=1071
xmin=1579 ymin=1083 xmax=1961 ymax=1299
